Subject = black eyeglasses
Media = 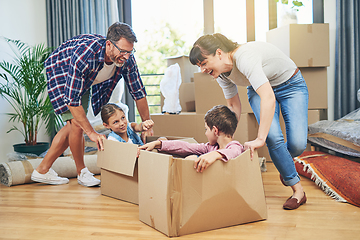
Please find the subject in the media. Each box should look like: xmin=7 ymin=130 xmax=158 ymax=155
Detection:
xmin=110 ymin=40 xmax=136 ymax=56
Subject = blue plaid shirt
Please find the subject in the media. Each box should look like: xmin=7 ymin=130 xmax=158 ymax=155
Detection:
xmin=45 ymin=34 xmax=146 ymax=116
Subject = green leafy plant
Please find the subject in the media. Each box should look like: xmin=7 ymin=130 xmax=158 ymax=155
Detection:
xmin=276 ymin=0 xmax=304 ymax=11
xmin=0 ymin=38 xmax=63 ymax=145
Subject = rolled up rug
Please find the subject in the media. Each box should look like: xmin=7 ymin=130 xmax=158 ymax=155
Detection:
xmin=0 ymin=155 xmax=100 ymax=187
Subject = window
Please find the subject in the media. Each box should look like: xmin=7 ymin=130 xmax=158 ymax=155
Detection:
xmin=132 ymin=0 xmax=204 ymax=121
xmin=214 ymin=0 xmax=247 ymax=43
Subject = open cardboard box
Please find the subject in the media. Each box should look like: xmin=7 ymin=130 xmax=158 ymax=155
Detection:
xmin=138 ymin=148 xmax=268 ymax=237
xmin=97 ymin=136 xmax=197 ymax=204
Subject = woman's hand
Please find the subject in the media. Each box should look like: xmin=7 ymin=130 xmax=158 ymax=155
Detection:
xmin=244 ymin=138 xmax=265 ymax=160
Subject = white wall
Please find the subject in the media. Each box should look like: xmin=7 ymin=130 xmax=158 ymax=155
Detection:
xmin=324 ymin=0 xmax=336 ymax=121
xmin=0 ymin=0 xmax=48 ymax=163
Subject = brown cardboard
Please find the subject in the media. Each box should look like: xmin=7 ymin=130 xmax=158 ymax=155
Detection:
xmin=300 ymin=67 xmax=328 ymax=109
xmin=97 ymin=140 xmax=139 ymax=204
xmin=179 ymin=82 xmax=196 ymax=112
xmin=166 ymin=55 xmax=199 ymax=83
xmin=138 ymin=149 xmax=267 ymax=237
xmin=161 ymin=82 xmax=196 ymax=112
xmin=194 ymin=72 xmax=253 ymax=113
xmin=233 ymin=113 xmax=258 ymax=144
xmin=146 ymin=135 xmax=197 ymax=143
xmin=97 ymin=137 xmax=197 ymax=204
xmin=266 ymin=23 xmax=330 ymax=67
xmin=100 ymin=166 xmax=139 ymax=203
xmin=308 ymin=109 xmax=328 ymax=125
xmin=151 ymin=112 xmax=206 ymax=143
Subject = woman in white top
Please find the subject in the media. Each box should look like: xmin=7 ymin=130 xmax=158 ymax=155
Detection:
xmin=189 ymin=33 xmax=308 ymax=210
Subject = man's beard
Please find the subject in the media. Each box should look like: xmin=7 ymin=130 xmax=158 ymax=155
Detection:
xmin=111 ymin=55 xmax=125 ymax=67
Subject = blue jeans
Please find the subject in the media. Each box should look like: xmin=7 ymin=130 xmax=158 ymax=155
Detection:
xmin=247 ymin=71 xmax=309 ymax=186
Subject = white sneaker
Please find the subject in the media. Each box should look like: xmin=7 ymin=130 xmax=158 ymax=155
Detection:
xmin=77 ymin=167 xmax=100 ymax=187
xmin=31 ymin=168 xmax=69 ymax=185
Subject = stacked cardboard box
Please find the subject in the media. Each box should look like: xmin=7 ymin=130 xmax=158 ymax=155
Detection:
xmin=266 ymin=23 xmax=330 ymax=151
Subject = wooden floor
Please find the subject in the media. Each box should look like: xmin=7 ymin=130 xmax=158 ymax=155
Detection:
xmin=1 ymin=163 xmax=359 ymax=240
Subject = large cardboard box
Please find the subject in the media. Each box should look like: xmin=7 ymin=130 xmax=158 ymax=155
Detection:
xmin=138 ymin=149 xmax=267 ymax=237
xmin=194 ymin=72 xmax=252 ymax=113
xmin=266 ymin=23 xmax=330 ymax=67
xmin=300 ymin=67 xmax=328 ymax=109
xmin=97 ymin=137 xmax=196 ymax=204
xmin=166 ymin=55 xmax=200 ymax=83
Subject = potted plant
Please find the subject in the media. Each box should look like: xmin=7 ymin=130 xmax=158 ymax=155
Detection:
xmin=0 ymin=37 xmax=62 ymax=156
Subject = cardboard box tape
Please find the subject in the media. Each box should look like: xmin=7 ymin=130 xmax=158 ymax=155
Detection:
xmin=0 ymin=155 xmax=100 ymax=187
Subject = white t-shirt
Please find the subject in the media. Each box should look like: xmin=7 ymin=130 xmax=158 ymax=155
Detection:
xmin=92 ymin=62 xmax=116 ymax=86
xmin=217 ymin=41 xmax=297 ymax=99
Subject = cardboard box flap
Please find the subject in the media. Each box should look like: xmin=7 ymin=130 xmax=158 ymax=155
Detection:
xmin=97 ymin=139 xmax=138 ymax=177
xmin=139 ymin=150 xmax=173 ymax=235
xmin=170 ymin=149 xmax=267 ymax=236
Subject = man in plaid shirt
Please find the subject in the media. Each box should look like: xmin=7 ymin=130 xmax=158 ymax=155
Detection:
xmin=31 ymin=22 xmax=152 ymax=187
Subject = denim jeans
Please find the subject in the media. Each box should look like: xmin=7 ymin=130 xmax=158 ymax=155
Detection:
xmin=247 ymin=71 xmax=309 ymax=186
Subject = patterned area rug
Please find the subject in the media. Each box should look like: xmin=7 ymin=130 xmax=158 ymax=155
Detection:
xmin=294 ymin=151 xmax=360 ymax=207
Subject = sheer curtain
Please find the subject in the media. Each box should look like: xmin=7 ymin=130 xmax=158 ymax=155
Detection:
xmin=46 ymin=0 xmax=120 ymax=48
xmin=45 ymin=0 xmax=128 ymax=126
xmin=334 ymin=0 xmax=360 ymax=119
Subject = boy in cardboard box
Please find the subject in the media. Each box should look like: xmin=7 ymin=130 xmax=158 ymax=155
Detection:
xmin=101 ymin=103 xmax=154 ymax=145
xmin=138 ymin=105 xmax=244 ymax=172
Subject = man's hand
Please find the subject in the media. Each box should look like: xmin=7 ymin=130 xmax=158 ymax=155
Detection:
xmin=141 ymin=120 xmax=154 ymax=131
xmin=88 ymin=132 xmax=106 ymax=151
xmin=193 ymin=151 xmax=222 ymax=173
xmin=67 ymin=105 xmax=106 ymax=151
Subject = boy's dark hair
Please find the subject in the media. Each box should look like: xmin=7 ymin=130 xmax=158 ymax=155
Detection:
xmin=106 ymin=22 xmax=137 ymax=43
xmin=204 ymin=105 xmax=238 ymax=137
xmin=101 ymin=103 xmax=124 ymax=124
